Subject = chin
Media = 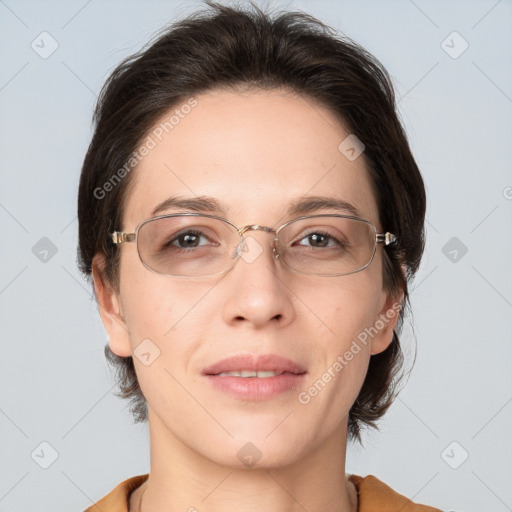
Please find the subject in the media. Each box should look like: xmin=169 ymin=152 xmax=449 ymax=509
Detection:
xmin=209 ymin=447 xmax=306 ymax=471
xmin=198 ymin=429 xmax=313 ymax=471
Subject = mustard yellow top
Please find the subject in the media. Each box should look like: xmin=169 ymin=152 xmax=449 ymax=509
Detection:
xmin=83 ymin=473 xmax=442 ymax=511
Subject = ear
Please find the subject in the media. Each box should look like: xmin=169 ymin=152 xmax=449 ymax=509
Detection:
xmin=369 ymin=290 xmax=404 ymax=356
xmin=91 ymin=254 xmax=132 ymax=357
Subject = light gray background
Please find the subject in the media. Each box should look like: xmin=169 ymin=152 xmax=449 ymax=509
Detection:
xmin=1 ymin=0 xmax=511 ymax=511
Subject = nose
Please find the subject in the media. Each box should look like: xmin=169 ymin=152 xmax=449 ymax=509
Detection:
xmin=221 ymin=227 xmax=295 ymax=329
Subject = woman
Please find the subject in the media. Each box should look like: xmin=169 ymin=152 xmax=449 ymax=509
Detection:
xmin=78 ymin=1 xmax=443 ymax=510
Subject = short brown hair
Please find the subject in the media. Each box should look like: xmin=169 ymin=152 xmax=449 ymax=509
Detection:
xmin=77 ymin=0 xmax=426 ymax=443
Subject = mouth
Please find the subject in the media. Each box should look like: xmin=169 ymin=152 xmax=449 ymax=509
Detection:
xmin=203 ymin=353 xmax=307 ymax=376
xmin=216 ymin=370 xmax=288 ymax=378
xmin=203 ymin=353 xmax=307 ymax=400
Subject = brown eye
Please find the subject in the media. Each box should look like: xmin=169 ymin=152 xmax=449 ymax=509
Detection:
xmin=295 ymin=230 xmax=348 ymax=249
xmin=165 ymin=230 xmax=209 ymax=250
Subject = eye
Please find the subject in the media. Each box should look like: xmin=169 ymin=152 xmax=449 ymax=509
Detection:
xmin=163 ymin=229 xmax=214 ymax=250
xmin=295 ymin=230 xmax=348 ymax=249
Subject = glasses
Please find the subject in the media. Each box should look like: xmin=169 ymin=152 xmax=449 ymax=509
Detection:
xmin=111 ymin=213 xmax=397 ymax=278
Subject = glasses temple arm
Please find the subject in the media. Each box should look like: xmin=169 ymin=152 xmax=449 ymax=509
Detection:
xmin=111 ymin=232 xmax=136 ymax=244
xmin=376 ymin=232 xmax=397 ymax=246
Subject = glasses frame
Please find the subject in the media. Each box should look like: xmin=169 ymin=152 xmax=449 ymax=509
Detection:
xmin=111 ymin=212 xmax=397 ymax=278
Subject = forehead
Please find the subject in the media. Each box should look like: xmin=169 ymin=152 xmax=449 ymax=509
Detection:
xmin=123 ymin=88 xmax=380 ymax=228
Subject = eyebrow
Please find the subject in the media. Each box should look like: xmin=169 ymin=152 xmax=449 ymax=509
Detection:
xmin=151 ymin=194 xmax=362 ymax=218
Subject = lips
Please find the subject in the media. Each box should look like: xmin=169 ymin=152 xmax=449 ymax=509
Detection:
xmin=203 ymin=353 xmax=307 ymax=376
xmin=203 ymin=354 xmax=307 ymax=400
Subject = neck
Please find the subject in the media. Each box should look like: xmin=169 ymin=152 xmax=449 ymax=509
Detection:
xmin=132 ymin=409 xmax=357 ymax=512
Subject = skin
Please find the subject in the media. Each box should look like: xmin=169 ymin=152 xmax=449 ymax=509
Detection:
xmin=92 ymin=88 xmax=402 ymax=512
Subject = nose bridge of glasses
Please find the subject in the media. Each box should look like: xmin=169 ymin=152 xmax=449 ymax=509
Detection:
xmin=238 ymin=224 xmax=277 ymax=236
xmin=235 ymin=224 xmax=280 ymax=260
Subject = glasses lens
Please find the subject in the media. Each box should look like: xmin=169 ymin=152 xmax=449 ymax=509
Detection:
xmin=137 ymin=215 xmax=239 ymax=276
xmin=278 ymin=216 xmax=376 ymax=276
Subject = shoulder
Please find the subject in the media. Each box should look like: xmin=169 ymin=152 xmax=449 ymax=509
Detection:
xmin=83 ymin=474 xmax=149 ymax=512
xmin=349 ymin=474 xmax=443 ymax=511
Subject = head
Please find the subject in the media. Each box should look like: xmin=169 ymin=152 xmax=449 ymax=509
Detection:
xmin=77 ymin=0 xmax=425 ymax=462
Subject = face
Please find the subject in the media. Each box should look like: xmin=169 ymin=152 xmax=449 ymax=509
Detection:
xmin=93 ymin=88 xmax=400 ymax=469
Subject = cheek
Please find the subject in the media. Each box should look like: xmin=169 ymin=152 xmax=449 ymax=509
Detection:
xmin=118 ymin=274 xmax=205 ymax=409
xmin=311 ymin=269 xmax=385 ymax=341
xmin=298 ymin=271 xmax=385 ymax=394
xmin=119 ymin=248 xmax=191 ymax=337
xmin=118 ymin=256 xmax=217 ymax=373
xmin=292 ymin=280 xmax=382 ymax=437
xmin=121 ymin=280 xmax=170 ymax=343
